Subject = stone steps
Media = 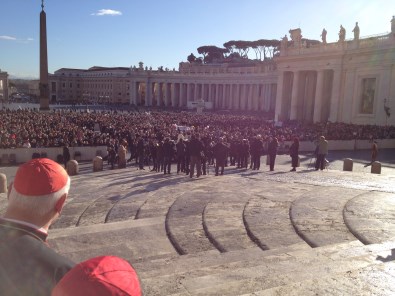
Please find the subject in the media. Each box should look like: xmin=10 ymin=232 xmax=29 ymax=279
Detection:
xmin=203 ymin=193 xmax=257 ymax=252
xmin=49 ymin=217 xmax=177 ymax=263
xmin=290 ymin=187 xmax=363 ymax=247
xmin=344 ymin=191 xmax=395 ymax=244
xmin=138 ymin=240 xmax=395 ymax=295
xmin=133 ymin=243 xmax=311 ymax=278
xmin=51 ymin=172 xmax=395 ymax=261
xmin=240 ymin=261 xmax=395 ymax=295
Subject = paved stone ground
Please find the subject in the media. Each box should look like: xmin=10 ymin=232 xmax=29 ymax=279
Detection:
xmin=0 ymin=150 xmax=394 ymax=295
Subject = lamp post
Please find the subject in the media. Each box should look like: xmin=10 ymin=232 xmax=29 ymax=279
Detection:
xmin=353 ymin=131 xmax=357 ymax=151
xmin=384 ymin=98 xmax=391 ymax=126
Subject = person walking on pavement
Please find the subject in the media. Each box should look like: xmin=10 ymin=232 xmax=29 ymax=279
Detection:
xmin=213 ymin=137 xmax=229 ymax=176
xmin=315 ymin=136 xmax=328 ymax=170
xmin=189 ymin=133 xmax=204 ymax=178
xmin=268 ymin=137 xmax=279 ymax=171
xmin=289 ymin=137 xmax=300 ymax=172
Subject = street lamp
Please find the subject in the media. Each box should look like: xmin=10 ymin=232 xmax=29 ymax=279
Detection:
xmin=353 ymin=131 xmax=357 ymax=151
xmin=384 ymin=98 xmax=391 ymax=126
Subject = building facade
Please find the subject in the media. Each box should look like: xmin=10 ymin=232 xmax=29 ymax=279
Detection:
xmin=49 ymin=67 xmax=131 ymax=104
xmin=49 ymin=20 xmax=395 ymax=125
xmin=275 ymin=26 xmax=395 ymax=126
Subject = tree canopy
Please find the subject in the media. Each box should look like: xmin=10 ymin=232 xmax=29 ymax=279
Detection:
xmin=250 ymin=39 xmax=280 ymax=60
xmin=197 ymin=46 xmax=229 ymax=64
xmin=188 ymin=35 xmax=325 ymax=64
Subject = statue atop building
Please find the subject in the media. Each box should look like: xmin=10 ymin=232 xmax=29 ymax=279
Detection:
xmin=321 ymin=28 xmax=327 ymax=44
xmin=338 ymin=25 xmax=346 ymax=42
xmin=391 ymin=16 xmax=395 ymax=34
xmin=289 ymin=28 xmax=302 ymax=47
xmin=281 ymin=34 xmax=288 ymax=49
xmin=352 ymin=22 xmax=360 ymax=40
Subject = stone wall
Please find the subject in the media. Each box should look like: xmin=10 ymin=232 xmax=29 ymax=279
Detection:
xmin=0 ymin=146 xmax=107 ymax=164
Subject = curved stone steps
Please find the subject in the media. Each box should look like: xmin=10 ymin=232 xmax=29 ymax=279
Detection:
xmin=106 ymin=189 xmax=154 ymax=222
xmin=135 ymin=185 xmax=189 ymax=219
xmin=51 ymin=192 xmax=105 ymax=229
xmin=133 ymin=243 xmax=308 ymax=279
xmin=166 ymin=188 xmax=219 ymax=255
xmin=244 ymin=197 xmax=308 ymax=250
xmin=240 ymin=261 xmax=395 ymax=296
xmin=49 ymin=217 xmax=177 ymax=263
xmin=74 ymin=193 xmax=128 ymax=226
xmin=203 ymin=192 xmax=256 ymax=252
xmin=140 ymin=240 xmax=393 ymax=296
xmin=290 ymin=187 xmax=364 ymax=247
xmin=344 ymin=191 xmax=395 ymax=244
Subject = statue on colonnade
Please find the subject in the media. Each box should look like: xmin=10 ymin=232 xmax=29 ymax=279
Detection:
xmin=352 ymin=22 xmax=360 ymax=40
xmin=321 ymin=28 xmax=327 ymax=44
xmin=338 ymin=25 xmax=346 ymax=42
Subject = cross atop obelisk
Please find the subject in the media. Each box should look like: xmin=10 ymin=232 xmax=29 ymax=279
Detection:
xmin=39 ymin=0 xmax=50 ymax=110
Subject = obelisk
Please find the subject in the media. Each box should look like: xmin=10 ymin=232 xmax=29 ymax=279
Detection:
xmin=39 ymin=0 xmax=49 ymax=110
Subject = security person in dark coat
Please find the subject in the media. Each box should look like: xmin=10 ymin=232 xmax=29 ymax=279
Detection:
xmin=0 ymin=158 xmax=75 ymax=296
xmin=136 ymin=137 xmax=145 ymax=170
xmin=236 ymin=138 xmax=243 ymax=168
xmin=188 ymin=133 xmax=204 ymax=178
xmin=268 ymin=136 xmax=279 ymax=171
xmin=250 ymin=135 xmax=264 ymax=170
xmin=229 ymin=138 xmax=238 ymax=166
xmin=163 ymin=138 xmax=175 ymax=174
xmin=62 ymin=144 xmax=70 ymax=168
xmin=176 ymin=138 xmax=186 ymax=174
xmin=213 ymin=137 xmax=229 ymax=176
xmin=184 ymin=139 xmax=191 ymax=175
xmin=240 ymin=139 xmax=250 ymax=169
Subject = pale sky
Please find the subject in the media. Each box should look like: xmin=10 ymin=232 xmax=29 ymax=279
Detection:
xmin=0 ymin=0 xmax=394 ymax=78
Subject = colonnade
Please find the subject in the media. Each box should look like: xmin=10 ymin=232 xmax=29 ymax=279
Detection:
xmin=130 ymin=80 xmax=276 ymax=112
xmin=275 ymin=69 xmax=341 ymax=123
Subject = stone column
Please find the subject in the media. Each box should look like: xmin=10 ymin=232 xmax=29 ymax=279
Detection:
xmin=162 ymin=83 xmax=168 ymax=106
xmin=186 ymin=83 xmax=191 ymax=103
xmin=175 ymin=83 xmax=181 ymax=107
xmin=39 ymin=6 xmax=49 ymax=110
xmin=145 ymin=81 xmax=151 ymax=106
xmin=253 ymin=84 xmax=259 ymax=111
xmin=130 ymin=81 xmax=136 ymax=105
xmin=329 ymin=69 xmax=342 ymax=122
xmin=235 ymin=84 xmax=240 ymax=110
xmin=4 ymin=78 xmax=8 ymax=101
xmin=215 ymin=84 xmax=220 ymax=108
xmin=208 ymin=84 xmax=212 ymax=103
xmin=171 ymin=83 xmax=176 ymax=107
xmin=180 ymin=83 xmax=185 ymax=107
xmin=158 ymin=83 xmax=163 ymax=106
xmin=229 ymin=84 xmax=234 ymax=109
xmin=193 ymin=83 xmax=199 ymax=102
xmin=222 ymin=84 xmax=227 ymax=108
xmin=135 ymin=82 xmax=141 ymax=105
xmin=242 ymin=84 xmax=248 ymax=110
xmin=290 ymin=71 xmax=300 ymax=120
xmin=275 ymin=72 xmax=285 ymax=122
xmin=313 ymin=70 xmax=325 ymax=122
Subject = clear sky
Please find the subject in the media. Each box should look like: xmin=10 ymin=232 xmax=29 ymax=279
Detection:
xmin=0 ymin=0 xmax=394 ymax=79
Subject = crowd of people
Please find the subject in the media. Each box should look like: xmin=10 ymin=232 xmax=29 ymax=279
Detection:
xmin=1 ymin=106 xmax=392 ymax=294
xmin=1 ymin=108 xmax=395 ymax=150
